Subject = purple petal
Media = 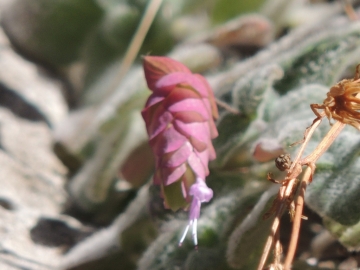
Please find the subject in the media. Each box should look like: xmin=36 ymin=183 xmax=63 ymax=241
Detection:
xmin=194 ymin=149 xmax=210 ymax=173
xmin=144 ymin=94 xmax=165 ymax=107
xmin=188 ymin=179 xmax=213 ymax=220
xmin=150 ymin=125 xmax=187 ymax=156
xmin=163 ymin=86 xmax=203 ymax=108
xmin=187 ymin=152 xmax=207 ymax=179
xmin=190 ymin=179 xmax=213 ymax=202
xmin=161 ymin=164 xmax=187 ymax=185
xmin=195 ymin=74 xmax=219 ymax=119
xmin=156 ymin=73 xmax=209 ymax=97
xmin=188 ymin=136 xmax=207 ymax=152
xmin=207 ymin=142 xmax=216 ymax=161
xmin=208 ymin=118 xmax=219 ymax=139
xmin=141 ymin=102 xmax=159 ymax=127
xmin=202 ymin=98 xmax=213 ymax=117
xmin=166 ymin=99 xmax=209 ymax=119
xmin=143 ymin=56 xmax=191 ymax=90
xmin=189 ymin=198 xmax=201 ymax=220
xmin=147 ymin=107 xmax=173 ymax=140
xmin=174 ymin=111 xmax=206 ymax=123
xmin=174 ymin=120 xmax=210 ymax=143
xmin=161 ymin=141 xmax=192 ymax=167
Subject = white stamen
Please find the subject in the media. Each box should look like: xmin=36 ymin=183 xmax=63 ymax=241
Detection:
xmin=192 ymin=218 xmax=198 ymax=246
xmin=179 ymin=221 xmax=192 ymax=246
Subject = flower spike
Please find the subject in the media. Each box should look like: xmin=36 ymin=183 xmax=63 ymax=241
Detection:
xmin=142 ymin=56 xmax=218 ymax=246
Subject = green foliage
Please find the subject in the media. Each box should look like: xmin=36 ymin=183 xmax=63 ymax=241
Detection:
xmin=138 ymin=14 xmax=360 ymax=269
xmin=211 ymin=0 xmax=266 ymax=24
xmin=3 ymin=0 xmax=103 ymax=65
xmin=14 ymin=0 xmax=360 ymax=268
xmin=306 ymin=131 xmax=360 ymax=226
xmin=139 ymin=182 xmax=268 ymax=270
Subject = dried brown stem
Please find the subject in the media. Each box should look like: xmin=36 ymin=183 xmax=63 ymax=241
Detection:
xmin=273 ymin=221 xmax=283 ymax=269
xmin=301 ymin=121 xmax=345 ymax=165
xmin=280 ymin=121 xmax=345 ymax=269
xmin=258 ymin=116 xmax=324 ymax=270
xmin=290 ymin=116 xmax=324 ymax=170
xmin=343 ymin=0 xmax=359 ymax=21
xmin=283 ymin=167 xmax=311 ymax=270
xmin=257 ymin=186 xmax=285 ymax=270
xmin=258 ymin=66 xmax=360 ymax=269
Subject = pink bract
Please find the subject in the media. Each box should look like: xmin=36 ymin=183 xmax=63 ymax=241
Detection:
xmin=142 ymin=56 xmax=219 ymax=246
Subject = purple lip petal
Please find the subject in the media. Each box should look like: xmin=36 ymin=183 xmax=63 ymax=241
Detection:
xmin=189 ymin=198 xmax=201 ymax=220
xmin=189 ymin=179 xmax=213 ymax=222
xmin=190 ymin=179 xmax=213 ymax=202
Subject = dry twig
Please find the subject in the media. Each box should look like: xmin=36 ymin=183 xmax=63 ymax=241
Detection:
xmin=258 ymin=64 xmax=360 ymax=270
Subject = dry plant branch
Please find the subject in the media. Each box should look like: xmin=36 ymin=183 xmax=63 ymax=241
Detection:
xmin=342 ymin=0 xmax=359 ymax=21
xmin=258 ymin=64 xmax=360 ymax=270
xmin=283 ymin=167 xmax=311 ymax=269
xmin=258 ymin=116 xmax=323 ymax=270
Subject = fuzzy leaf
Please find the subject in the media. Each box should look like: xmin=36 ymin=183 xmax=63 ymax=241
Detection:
xmin=226 ymin=185 xmax=278 ymax=269
xmin=306 ymin=130 xmax=360 ymax=226
xmin=138 ymin=177 xmax=269 ymax=270
xmin=322 ymin=217 xmax=360 ymax=251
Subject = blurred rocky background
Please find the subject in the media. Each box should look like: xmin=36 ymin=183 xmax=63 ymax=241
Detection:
xmin=1 ymin=0 xmax=360 ymax=269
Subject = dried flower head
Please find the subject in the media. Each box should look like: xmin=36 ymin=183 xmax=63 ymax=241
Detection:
xmin=311 ymin=64 xmax=360 ymax=129
xmin=141 ymin=56 xmax=218 ymax=246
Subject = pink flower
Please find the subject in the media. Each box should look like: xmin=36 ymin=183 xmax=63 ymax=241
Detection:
xmin=141 ymin=56 xmax=218 ymax=246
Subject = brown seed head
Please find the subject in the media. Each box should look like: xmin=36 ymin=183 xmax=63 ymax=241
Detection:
xmin=275 ymin=154 xmax=292 ymax=171
xmin=319 ymin=64 xmax=360 ymax=130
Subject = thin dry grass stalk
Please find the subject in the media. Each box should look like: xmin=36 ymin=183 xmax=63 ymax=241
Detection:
xmin=107 ymin=0 xmax=163 ymax=98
